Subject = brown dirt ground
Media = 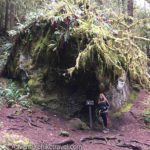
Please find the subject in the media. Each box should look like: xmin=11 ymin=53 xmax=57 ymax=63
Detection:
xmin=0 ymin=89 xmax=150 ymax=150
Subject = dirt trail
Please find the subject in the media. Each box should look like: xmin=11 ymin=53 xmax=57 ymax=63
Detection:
xmin=0 ymin=89 xmax=149 ymax=150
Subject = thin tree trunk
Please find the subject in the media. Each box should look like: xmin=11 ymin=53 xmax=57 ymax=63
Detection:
xmin=147 ymin=45 xmax=150 ymax=58
xmin=98 ymin=0 xmax=103 ymax=5
xmin=118 ymin=0 xmax=121 ymax=14
xmin=127 ymin=0 xmax=133 ymax=24
xmin=10 ymin=2 xmax=15 ymax=29
xmin=144 ymin=0 xmax=146 ymax=15
xmin=0 ymin=2 xmax=2 ymax=31
xmin=128 ymin=0 xmax=133 ymax=16
xmin=0 ymin=1 xmax=4 ymax=31
xmin=122 ymin=0 xmax=126 ymax=14
xmin=5 ymin=0 xmax=9 ymax=32
xmin=0 ymin=15 xmax=1 ymax=31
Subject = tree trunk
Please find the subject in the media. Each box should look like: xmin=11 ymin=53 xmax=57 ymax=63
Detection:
xmin=122 ymin=0 xmax=126 ymax=14
xmin=0 ymin=1 xmax=4 ymax=31
xmin=0 ymin=15 xmax=1 ymax=31
xmin=128 ymin=0 xmax=133 ymax=16
xmin=5 ymin=0 xmax=9 ymax=32
xmin=144 ymin=0 xmax=147 ymax=15
xmin=147 ymin=45 xmax=150 ymax=58
xmin=127 ymin=0 xmax=133 ymax=23
xmin=10 ymin=2 xmax=15 ymax=30
xmin=96 ymin=0 xmax=103 ymax=5
xmin=0 ymin=2 xmax=1 ymax=31
xmin=118 ymin=0 xmax=121 ymax=14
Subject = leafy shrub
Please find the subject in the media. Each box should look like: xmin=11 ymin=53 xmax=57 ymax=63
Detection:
xmin=0 ymin=80 xmax=31 ymax=108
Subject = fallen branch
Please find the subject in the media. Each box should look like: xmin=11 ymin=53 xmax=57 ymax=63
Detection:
xmin=129 ymin=111 xmax=138 ymax=119
xmin=29 ymin=122 xmax=42 ymax=128
xmin=130 ymin=140 xmax=150 ymax=147
xmin=117 ymin=143 xmax=142 ymax=150
xmin=26 ymin=117 xmax=42 ymax=128
xmin=7 ymin=115 xmax=17 ymax=119
xmin=7 ymin=128 xmax=20 ymax=131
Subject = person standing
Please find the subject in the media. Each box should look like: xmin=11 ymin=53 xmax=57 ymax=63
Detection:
xmin=97 ymin=93 xmax=110 ymax=133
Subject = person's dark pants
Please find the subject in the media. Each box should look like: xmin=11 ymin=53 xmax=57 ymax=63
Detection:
xmin=101 ymin=112 xmax=109 ymax=128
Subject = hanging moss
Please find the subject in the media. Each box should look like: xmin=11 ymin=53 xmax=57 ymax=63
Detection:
xmin=4 ymin=1 xmax=150 ymax=86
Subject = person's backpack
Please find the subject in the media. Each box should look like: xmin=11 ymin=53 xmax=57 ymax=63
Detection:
xmin=98 ymin=101 xmax=109 ymax=113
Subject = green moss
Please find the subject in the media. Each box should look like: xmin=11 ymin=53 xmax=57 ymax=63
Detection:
xmin=143 ymin=100 xmax=150 ymax=127
xmin=121 ymin=103 xmax=133 ymax=113
xmin=8 ymin=52 xmax=20 ymax=77
xmin=77 ymin=122 xmax=89 ymax=130
xmin=4 ymin=0 xmax=150 ymax=118
xmin=144 ymin=115 xmax=150 ymax=124
xmin=144 ymin=108 xmax=150 ymax=116
xmin=24 ymin=60 xmax=32 ymax=68
xmin=31 ymin=95 xmax=46 ymax=103
xmin=31 ymin=94 xmax=58 ymax=103
xmin=143 ymin=110 xmax=150 ymax=128
xmin=33 ymin=29 xmax=52 ymax=65
xmin=28 ymin=79 xmax=41 ymax=89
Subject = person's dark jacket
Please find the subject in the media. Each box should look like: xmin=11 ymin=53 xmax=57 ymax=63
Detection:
xmin=97 ymin=98 xmax=110 ymax=113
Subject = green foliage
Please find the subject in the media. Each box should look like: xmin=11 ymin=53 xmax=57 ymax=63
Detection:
xmin=144 ymin=110 xmax=150 ymax=129
xmin=0 ymin=132 xmax=34 ymax=150
xmin=0 ymin=79 xmax=31 ymax=108
xmin=144 ymin=114 xmax=150 ymax=123
xmin=0 ymin=42 xmax=13 ymax=68
xmin=143 ymin=96 xmax=150 ymax=128
xmin=8 ymin=30 xmax=18 ymax=37
xmin=1 ymin=43 xmax=13 ymax=51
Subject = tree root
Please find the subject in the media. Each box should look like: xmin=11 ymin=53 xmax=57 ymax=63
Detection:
xmin=80 ymin=136 xmax=117 ymax=143
xmin=55 ymin=139 xmax=75 ymax=146
xmin=117 ymin=143 xmax=142 ymax=150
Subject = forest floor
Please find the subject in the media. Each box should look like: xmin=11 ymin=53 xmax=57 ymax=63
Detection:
xmin=0 ymin=36 xmax=150 ymax=150
xmin=0 ymin=89 xmax=150 ymax=150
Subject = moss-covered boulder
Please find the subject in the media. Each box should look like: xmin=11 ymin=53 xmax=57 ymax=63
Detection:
xmin=2 ymin=0 xmax=150 ymax=116
xmin=67 ymin=118 xmax=89 ymax=130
